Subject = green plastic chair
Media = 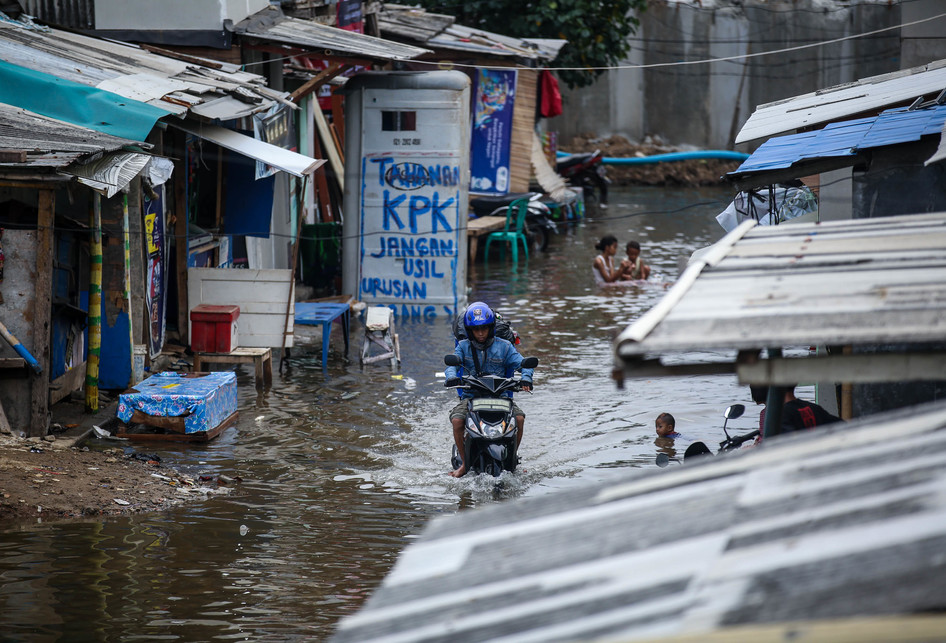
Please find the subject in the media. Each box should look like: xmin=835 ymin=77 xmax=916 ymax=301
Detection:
xmin=484 ymin=198 xmax=530 ymax=263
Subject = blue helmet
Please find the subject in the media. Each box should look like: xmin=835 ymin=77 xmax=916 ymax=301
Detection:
xmin=463 ymin=302 xmax=496 ymax=338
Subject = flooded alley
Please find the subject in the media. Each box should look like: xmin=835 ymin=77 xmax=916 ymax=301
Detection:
xmin=0 ymin=185 xmax=767 ymax=641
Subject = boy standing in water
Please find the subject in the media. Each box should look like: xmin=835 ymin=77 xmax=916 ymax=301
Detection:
xmin=620 ymin=240 xmax=651 ymax=281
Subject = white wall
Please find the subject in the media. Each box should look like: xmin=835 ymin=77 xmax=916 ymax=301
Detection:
xmin=94 ymin=0 xmax=269 ymax=30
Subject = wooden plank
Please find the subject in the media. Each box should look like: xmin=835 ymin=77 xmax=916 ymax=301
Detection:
xmin=509 ymin=68 xmax=537 ymax=193
xmin=289 ymin=63 xmax=350 ymax=103
xmin=0 ymin=357 xmax=26 ymax=369
xmin=30 ymin=189 xmax=53 ymax=437
xmin=187 ymin=268 xmax=294 ymax=348
xmin=48 ymin=362 xmax=87 ymax=406
xmin=736 ymin=351 xmax=946 ymax=386
xmin=0 ymin=149 xmax=27 ymax=163
xmin=313 ymin=99 xmax=345 ymax=192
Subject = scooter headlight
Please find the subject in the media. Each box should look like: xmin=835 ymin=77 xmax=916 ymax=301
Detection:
xmin=479 ymin=421 xmax=505 ymax=438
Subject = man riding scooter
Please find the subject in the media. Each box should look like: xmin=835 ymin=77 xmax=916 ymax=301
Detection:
xmin=444 ymin=302 xmax=534 ymax=477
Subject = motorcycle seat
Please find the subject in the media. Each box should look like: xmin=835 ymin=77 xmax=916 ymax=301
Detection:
xmin=469 ymin=193 xmax=536 ymax=216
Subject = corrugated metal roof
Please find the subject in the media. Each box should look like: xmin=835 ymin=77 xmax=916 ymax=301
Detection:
xmin=0 ymin=102 xmax=147 ymax=169
xmin=331 ymin=398 xmax=946 ymax=642
xmin=612 ymin=212 xmax=946 ymax=386
xmin=0 ymin=101 xmax=157 ymax=193
xmin=735 ymin=59 xmax=946 ymax=144
xmin=235 ymin=6 xmax=430 ymax=62
xmin=728 ymin=104 xmax=946 ymax=182
xmin=378 ymin=5 xmax=565 ymax=63
xmin=0 ymin=18 xmax=282 ymax=121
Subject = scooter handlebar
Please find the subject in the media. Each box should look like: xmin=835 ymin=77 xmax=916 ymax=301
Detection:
xmin=720 ymin=430 xmax=760 ymax=451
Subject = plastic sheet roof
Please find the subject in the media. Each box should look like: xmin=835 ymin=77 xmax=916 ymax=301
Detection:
xmin=727 ymin=104 xmax=946 ymax=188
xmin=735 ymin=59 xmax=946 ymax=144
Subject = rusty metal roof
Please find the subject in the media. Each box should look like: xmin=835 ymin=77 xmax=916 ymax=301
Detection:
xmin=0 ymin=17 xmax=283 ymax=121
xmin=0 ymin=102 xmax=147 ymax=169
xmin=234 ymin=6 xmax=430 ymax=62
xmin=0 ymin=102 xmax=157 ymax=194
xmin=378 ymin=5 xmax=565 ymax=63
xmin=613 ymin=212 xmax=946 ymax=387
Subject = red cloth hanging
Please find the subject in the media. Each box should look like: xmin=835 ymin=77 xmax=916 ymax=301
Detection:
xmin=540 ymin=70 xmax=563 ymax=118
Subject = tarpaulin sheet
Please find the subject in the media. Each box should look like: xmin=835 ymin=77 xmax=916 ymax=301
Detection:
xmin=117 ymin=371 xmax=237 ymax=434
xmin=0 ymin=60 xmax=170 ymax=142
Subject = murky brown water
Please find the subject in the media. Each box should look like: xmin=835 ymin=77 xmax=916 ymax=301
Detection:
xmin=1 ymin=186 xmax=773 ymax=641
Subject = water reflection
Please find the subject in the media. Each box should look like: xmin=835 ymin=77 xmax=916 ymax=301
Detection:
xmin=0 ymin=186 xmax=766 ymax=640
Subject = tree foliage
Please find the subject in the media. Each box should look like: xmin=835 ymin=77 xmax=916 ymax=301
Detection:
xmin=409 ymin=0 xmax=647 ymax=88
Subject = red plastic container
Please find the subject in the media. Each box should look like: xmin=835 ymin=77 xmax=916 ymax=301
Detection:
xmin=190 ymin=304 xmax=240 ymax=353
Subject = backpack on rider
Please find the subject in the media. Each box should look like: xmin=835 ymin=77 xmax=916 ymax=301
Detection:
xmin=453 ymin=310 xmax=520 ymax=346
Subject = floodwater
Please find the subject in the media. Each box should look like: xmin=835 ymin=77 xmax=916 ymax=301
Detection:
xmin=0 ymin=185 xmax=771 ymax=641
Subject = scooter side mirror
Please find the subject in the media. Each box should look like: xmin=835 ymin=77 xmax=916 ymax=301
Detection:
xmin=444 ymin=354 xmax=460 ymax=367
xmin=521 ymin=357 xmax=539 ymax=369
xmin=724 ymin=404 xmax=746 ymax=420
xmin=655 ymin=453 xmax=670 ymax=468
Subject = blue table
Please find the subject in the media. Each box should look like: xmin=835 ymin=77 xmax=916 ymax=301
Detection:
xmin=294 ymin=302 xmax=350 ymax=368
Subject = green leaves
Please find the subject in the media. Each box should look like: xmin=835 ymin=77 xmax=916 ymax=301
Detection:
xmin=413 ymin=0 xmax=647 ymax=88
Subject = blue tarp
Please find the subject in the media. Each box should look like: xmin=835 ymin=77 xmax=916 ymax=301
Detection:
xmin=0 ymin=60 xmax=171 ymax=142
xmin=730 ymin=104 xmax=946 ymax=177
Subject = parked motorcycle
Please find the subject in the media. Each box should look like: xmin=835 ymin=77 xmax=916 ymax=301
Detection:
xmin=556 ymin=149 xmax=610 ymax=208
xmin=444 ymin=354 xmax=539 ymax=476
xmin=655 ymin=403 xmax=758 ymax=467
xmin=469 ymin=192 xmax=558 ymax=252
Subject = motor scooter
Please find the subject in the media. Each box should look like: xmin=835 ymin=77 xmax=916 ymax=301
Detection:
xmin=655 ymin=403 xmax=758 ymax=467
xmin=469 ymin=192 xmax=558 ymax=252
xmin=444 ymin=354 xmax=538 ymax=477
xmin=555 ymin=149 xmax=610 ymax=208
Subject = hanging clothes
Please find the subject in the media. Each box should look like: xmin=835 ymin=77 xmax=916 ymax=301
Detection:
xmin=540 ymin=70 xmax=563 ymax=118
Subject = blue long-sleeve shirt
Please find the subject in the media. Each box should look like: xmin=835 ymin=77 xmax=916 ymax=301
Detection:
xmin=444 ymin=338 xmax=533 ymax=399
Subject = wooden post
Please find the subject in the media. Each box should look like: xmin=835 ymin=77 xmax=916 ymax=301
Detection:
xmin=123 ymin=193 xmax=135 ymax=386
xmin=86 ymin=194 xmax=102 ymax=414
xmin=280 ymin=176 xmax=308 ymax=371
xmin=174 ymin=150 xmax=189 ymax=347
xmin=30 ymin=189 xmax=53 ymax=436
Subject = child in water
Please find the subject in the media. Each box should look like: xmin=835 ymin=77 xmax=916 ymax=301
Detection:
xmin=655 ymin=412 xmax=680 ymax=438
xmin=620 ymin=240 xmax=651 ymax=281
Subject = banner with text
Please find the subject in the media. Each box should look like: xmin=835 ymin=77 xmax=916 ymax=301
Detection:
xmin=358 ymin=152 xmax=462 ymax=319
xmin=470 ymin=68 xmax=517 ymax=195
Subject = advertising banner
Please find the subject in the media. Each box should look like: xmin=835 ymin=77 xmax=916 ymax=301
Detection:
xmin=470 ymin=68 xmax=517 ymax=195
xmin=144 ymin=185 xmax=167 ymax=359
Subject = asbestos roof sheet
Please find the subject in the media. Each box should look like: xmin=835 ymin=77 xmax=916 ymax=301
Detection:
xmin=735 ymin=59 xmax=946 ymax=144
xmin=612 ymin=212 xmax=946 ymax=381
xmin=331 ymin=398 xmax=946 ymax=642
xmin=0 ymin=102 xmax=146 ymax=169
xmin=728 ymin=104 xmax=946 ymax=182
xmin=235 ymin=7 xmax=430 ymax=62
xmin=0 ymin=18 xmax=281 ymax=122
